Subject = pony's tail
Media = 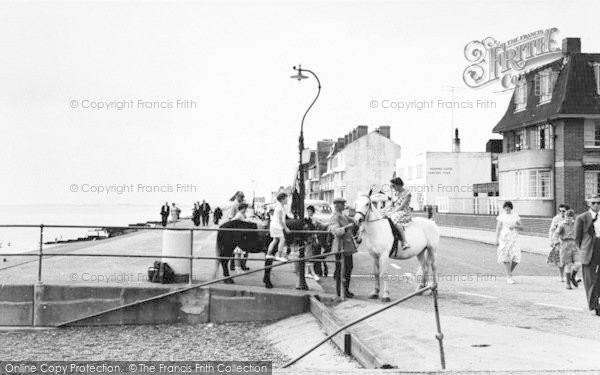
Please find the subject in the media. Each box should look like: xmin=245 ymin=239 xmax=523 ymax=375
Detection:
xmin=424 ymin=220 xmax=440 ymax=271
xmin=424 ymin=219 xmax=440 ymax=250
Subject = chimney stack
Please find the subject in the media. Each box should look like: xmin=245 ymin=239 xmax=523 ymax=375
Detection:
xmin=377 ymin=126 xmax=391 ymax=139
xmin=344 ymin=134 xmax=349 ymax=146
xmin=336 ymin=137 xmax=345 ymax=150
xmin=452 ymin=128 xmax=461 ymax=153
xmin=562 ymin=38 xmax=581 ymax=55
xmin=352 ymin=128 xmax=358 ymax=141
xmin=357 ymin=125 xmax=368 ymax=138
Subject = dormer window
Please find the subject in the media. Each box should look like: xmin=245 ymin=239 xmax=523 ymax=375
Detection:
xmin=535 ymin=69 xmax=558 ymax=104
xmin=514 ymin=77 xmax=527 ymax=112
xmin=593 ymin=62 xmax=600 ymax=95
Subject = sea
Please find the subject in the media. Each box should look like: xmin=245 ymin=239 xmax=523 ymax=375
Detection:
xmin=0 ymin=204 xmax=197 ymax=254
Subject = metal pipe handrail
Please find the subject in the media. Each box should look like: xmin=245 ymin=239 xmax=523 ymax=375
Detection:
xmin=55 ymin=250 xmax=344 ymax=327
xmin=0 ymin=223 xmax=331 ymax=234
xmin=0 ymin=252 xmax=339 ymax=263
xmin=282 ymin=285 xmax=445 ymax=369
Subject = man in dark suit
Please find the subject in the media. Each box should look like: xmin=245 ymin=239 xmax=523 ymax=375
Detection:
xmin=200 ymin=200 xmax=211 ymax=226
xmin=574 ymin=194 xmax=600 ymax=316
xmin=160 ymin=202 xmax=170 ymax=227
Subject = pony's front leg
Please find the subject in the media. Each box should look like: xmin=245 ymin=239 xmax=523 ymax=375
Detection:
xmin=221 ymin=260 xmax=234 ymax=284
xmin=380 ymin=255 xmax=391 ymax=302
xmin=369 ymin=253 xmax=380 ymax=299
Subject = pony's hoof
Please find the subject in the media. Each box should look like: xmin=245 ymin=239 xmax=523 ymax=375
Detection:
xmin=381 ymin=297 xmax=391 ymax=303
xmin=264 ymin=282 xmax=273 ymax=289
xmin=368 ymin=294 xmax=379 ymax=300
xmin=224 ymin=278 xmax=234 ymax=284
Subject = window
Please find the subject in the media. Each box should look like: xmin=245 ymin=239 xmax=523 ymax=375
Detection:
xmin=416 ymin=164 xmax=424 ymax=178
xmin=514 ymin=77 xmax=527 ymax=112
xmin=536 ymin=69 xmax=558 ymax=104
xmin=534 ymin=123 xmax=553 ymax=150
xmin=585 ymin=171 xmax=600 ymax=197
xmin=593 ymin=62 xmax=600 ymax=95
xmin=408 ymin=166 xmax=414 ymax=180
xmin=515 ymin=129 xmax=527 ymax=151
xmin=584 ymin=119 xmax=600 ymax=147
xmin=505 ymin=132 xmax=515 ymax=152
xmin=499 ymin=169 xmax=553 ymax=199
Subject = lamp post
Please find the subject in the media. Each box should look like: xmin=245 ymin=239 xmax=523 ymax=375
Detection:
xmin=290 ymin=65 xmax=321 ymax=218
xmin=290 ymin=64 xmax=321 ymax=290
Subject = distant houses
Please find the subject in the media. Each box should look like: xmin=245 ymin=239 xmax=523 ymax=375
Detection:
xmin=303 ymin=126 xmax=401 ymax=205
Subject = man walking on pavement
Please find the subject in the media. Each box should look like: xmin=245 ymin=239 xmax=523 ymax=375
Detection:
xmin=574 ymin=194 xmax=600 ymax=316
xmin=160 ymin=202 xmax=170 ymax=227
xmin=329 ymin=197 xmax=357 ymax=299
xmin=200 ymin=200 xmax=211 ymax=226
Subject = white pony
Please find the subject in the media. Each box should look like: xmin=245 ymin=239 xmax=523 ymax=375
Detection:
xmin=354 ymin=193 xmax=441 ymax=302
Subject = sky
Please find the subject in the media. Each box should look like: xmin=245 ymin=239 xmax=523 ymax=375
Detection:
xmin=1 ymin=0 xmax=599 ymax=206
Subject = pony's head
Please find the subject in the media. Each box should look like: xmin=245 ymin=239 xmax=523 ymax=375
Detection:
xmin=353 ymin=192 xmax=373 ymax=224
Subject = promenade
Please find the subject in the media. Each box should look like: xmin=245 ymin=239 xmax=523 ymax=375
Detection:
xmin=0 ymin=219 xmax=321 ymax=291
xmin=2 ymin=219 xmax=598 ymax=372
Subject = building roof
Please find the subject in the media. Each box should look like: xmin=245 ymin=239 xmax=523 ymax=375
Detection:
xmin=327 ymin=130 xmax=395 ymax=159
xmin=493 ymin=53 xmax=600 ymax=133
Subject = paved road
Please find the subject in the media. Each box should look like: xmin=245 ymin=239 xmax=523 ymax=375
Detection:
xmin=319 ymin=237 xmax=600 ymax=342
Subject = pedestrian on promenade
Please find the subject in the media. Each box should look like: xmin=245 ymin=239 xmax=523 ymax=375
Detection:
xmin=495 ymin=201 xmax=523 ymax=284
xmin=227 ymin=191 xmax=245 ymax=220
xmin=213 ymin=207 xmax=223 ymax=225
xmin=557 ymin=209 xmax=581 ymax=290
xmin=232 ymin=203 xmax=250 ymax=272
xmin=548 ymin=204 xmax=569 ymax=282
xmin=170 ymin=203 xmax=181 ymax=226
xmin=192 ymin=203 xmax=201 ymax=227
xmin=330 ymin=197 xmax=357 ymax=298
xmin=266 ymin=192 xmax=290 ymax=262
xmin=160 ymin=202 xmax=170 ymax=227
xmin=227 ymin=191 xmax=250 ymax=270
xmin=574 ymin=195 xmax=600 ymax=316
xmin=200 ymin=200 xmax=212 ymax=226
xmin=304 ymin=205 xmax=320 ymax=282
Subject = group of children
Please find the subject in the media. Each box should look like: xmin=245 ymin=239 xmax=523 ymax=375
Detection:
xmin=547 ymin=205 xmax=582 ymax=289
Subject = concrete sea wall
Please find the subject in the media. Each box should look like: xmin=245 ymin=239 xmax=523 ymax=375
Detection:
xmin=0 ymin=283 xmax=310 ymax=327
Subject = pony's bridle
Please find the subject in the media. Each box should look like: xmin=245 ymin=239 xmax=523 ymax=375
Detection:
xmin=355 ymin=195 xmax=386 ymax=223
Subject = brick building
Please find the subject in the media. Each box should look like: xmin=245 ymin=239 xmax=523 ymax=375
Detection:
xmin=493 ymin=37 xmax=600 ymax=216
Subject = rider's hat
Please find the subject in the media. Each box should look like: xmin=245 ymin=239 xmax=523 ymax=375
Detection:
xmin=333 ymin=197 xmax=346 ymax=204
xmin=390 ymin=177 xmax=404 ymax=186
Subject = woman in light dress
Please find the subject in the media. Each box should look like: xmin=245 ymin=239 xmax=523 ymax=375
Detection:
xmin=547 ymin=204 xmax=568 ymax=281
xmin=495 ymin=201 xmax=523 ymax=284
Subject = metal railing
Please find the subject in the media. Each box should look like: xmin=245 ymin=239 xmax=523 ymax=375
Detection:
xmin=282 ymin=284 xmax=446 ymax=370
xmin=0 ymin=222 xmax=446 ymax=370
xmin=0 ymin=223 xmax=333 ymax=286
